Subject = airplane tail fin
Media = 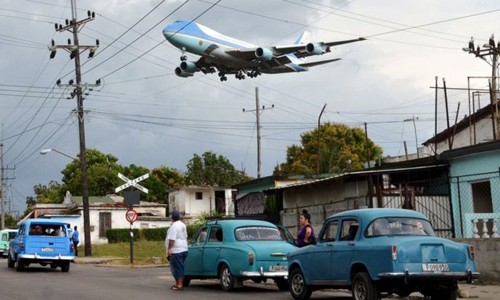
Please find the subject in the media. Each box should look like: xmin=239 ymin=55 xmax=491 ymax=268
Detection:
xmin=294 ymin=31 xmax=310 ymax=45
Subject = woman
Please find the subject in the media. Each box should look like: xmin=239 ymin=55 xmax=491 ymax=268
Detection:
xmin=296 ymin=209 xmax=315 ymax=247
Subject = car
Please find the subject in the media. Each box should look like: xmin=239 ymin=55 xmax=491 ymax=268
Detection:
xmin=8 ymin=219 xmax=74 ymax=272
xmin=287 ymin=208 xmax=480 ymax=300
xmin=0 ymin=229 xmax=17 ymax=258
xmin=183 ymin=219 xmax=297 ymax=291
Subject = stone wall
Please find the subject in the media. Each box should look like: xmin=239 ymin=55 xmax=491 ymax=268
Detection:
xmin=457 ymin=238 xmax=500 ymax=282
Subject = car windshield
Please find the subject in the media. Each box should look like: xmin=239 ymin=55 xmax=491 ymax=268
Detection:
xmin=365 ymin=217 xmax=435 ymax=237
xmin=235 ymin=226 xmax=283 ymax=241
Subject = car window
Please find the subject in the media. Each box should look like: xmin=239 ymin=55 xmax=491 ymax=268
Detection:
xmin=234 ymin=226 xmax=282 ymax=241
xmin=209 ymin=226 xmax=223 ymax=242
xmin=340 ymin=219 xmax=359 ymax=241
xmin=320 ymin=220 xmax=338 ymax=242
xmin=365 ymin=217 xmax=435 ymax=237
xmin=195 ymin=227 xmax=208 ymax=244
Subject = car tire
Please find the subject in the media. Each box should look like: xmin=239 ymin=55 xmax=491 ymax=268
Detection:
xmin=220 ymin=264 xmax=235 ymax=291
xmin=15 ymin=257 xmax=25 ymax=272
xmin=352 ymin=272 xmax=378 ymax=300
xmin=289 ymin=267 xmax=312 ymax=300
xmin=275 ymin=278 xmax=289 ymax=291
xmin=61 ymin=261 xmax=70 ymax=272
xmin=7 ymin=253 xmax=15 ymax=268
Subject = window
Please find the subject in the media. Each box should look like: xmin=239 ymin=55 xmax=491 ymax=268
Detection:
xmin=195 ymin=227 xmax=208 ymax=244
xmin=320 ymin=220 xmax=338 ymax=242
xmin=209 ymin=226 xmax=223 ymax=242
xmin=99 ymin=212 xmax=112 ymax=238
xmin=340 ymin=219 xmax=359 ymax=241
xmin=195 ymin=192 xmax=203 ymax=200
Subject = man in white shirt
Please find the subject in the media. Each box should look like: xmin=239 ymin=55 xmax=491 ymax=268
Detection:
xmin=165 ymin=210 xmax=188 ymax=291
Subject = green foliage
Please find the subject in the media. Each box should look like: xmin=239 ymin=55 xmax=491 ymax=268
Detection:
xmin=276 ymin=122 xmax=383 ymax=175
xmin=33 ymin=181 xmax=65 ymax=203
xmin=141 ymin=227 xmax=167 ymax=241
xmin=185 ymin=151 xmax=249 ymax=186
xmin=193 ymin=210 xmax=224 ymax=225
xmin=106 ymin=224 xmax=202 ymax=244
xmin=106 ymin=228 xmax=141 ymax=243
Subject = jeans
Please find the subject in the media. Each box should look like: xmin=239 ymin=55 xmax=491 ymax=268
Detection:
xmin=170 ymin=251 xmax=188 ymax=281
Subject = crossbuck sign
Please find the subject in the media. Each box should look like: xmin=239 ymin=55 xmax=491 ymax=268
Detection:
xmin=115 ymin=173 xmax=149 ymax=194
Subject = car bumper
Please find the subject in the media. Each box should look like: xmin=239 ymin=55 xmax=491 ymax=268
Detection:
xmin=378 ymin=269 xmax=480 ymax=284
xmin=18 ymin=253 xmax=75 ymax=261
xmin=240 ymin=268 xmax=288 ymax=278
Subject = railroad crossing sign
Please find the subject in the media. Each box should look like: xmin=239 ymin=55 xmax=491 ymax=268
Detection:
xmin=115 ymin=173 xmax=149 ymax=194
xmin=125 ymin=208 xmax=138 ymax=224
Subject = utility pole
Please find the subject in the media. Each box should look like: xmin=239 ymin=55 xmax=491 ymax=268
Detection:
xmin=0 ymin=143 xmax=15 ymax=230
xmin=49 ymin=0 xmax=100 ymax=256
xmin=243 ymin=87 xmax=273 ymax=178
xmin=463 ymin=35 xmax=500 ymax=139
xmin=316 ymin=104 xmax=327 ymax=174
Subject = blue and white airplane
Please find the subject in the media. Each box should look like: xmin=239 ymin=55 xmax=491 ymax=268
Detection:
xmin=162 ymin=20 xmax=365 ymax=81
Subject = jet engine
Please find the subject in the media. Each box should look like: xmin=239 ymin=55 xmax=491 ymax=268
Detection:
xmin=175 ymin=67 xmax=194 ymax=77
xmin=180 ymin=61 xmax=198 ymax=73
xmin=305 ymin=43 xmax=326 ymax=55
xmin=255 ymin=47 xmax=274 ymax=61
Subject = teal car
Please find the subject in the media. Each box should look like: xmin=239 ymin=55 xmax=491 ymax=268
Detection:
xmin=184 ymin=219 xmax=297 ymax=291
xmin=0 ymin=229 xmax=17 ymax=258
xmin=288 ymin=208 xmax=479 ymax=300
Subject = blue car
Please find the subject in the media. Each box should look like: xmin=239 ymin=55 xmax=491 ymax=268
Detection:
xmin=8 ymin=219 xmax=74 ymax=272
xmin=287 ymin=208 xmax=479 ymax=300
xmin=184 ymin=219 xmax=297 ymax=291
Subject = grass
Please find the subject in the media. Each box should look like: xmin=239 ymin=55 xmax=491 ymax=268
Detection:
xmin=89 ymin=240 xmax=168 ymax=265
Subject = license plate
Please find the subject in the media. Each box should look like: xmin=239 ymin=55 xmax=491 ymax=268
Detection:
xmin=422 ymin=263 xmax=449 ymax=272
xmin=269 ymin=265 xmax=287 ymax=272
xmin=41 ymin=247 xmax=54 ymax=252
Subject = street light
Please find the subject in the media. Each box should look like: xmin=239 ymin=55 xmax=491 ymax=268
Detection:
xmin=40 ymin=148 xmax=78 ymax=161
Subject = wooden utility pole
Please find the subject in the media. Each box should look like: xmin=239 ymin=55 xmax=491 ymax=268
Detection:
xmin=316 ymin=104 xmax=327 ymax=174
xmin=49 ymin=0 xmax=99 ymax=256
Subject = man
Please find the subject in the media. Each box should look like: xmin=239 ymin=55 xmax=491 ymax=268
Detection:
xmin=72 ymin=226 xmax=80 ymax=256
xmin=165 ymin=210 xmax=188 ymax=291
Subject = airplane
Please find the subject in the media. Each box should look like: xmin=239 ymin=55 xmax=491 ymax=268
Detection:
xmin=162 ymin=20 xmax=365 ymax=81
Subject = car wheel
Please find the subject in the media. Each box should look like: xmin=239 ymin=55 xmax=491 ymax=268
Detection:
xmin=352 ymin=272 xmax=378 ymax=300
xmin=183 ymin=276 xmax=191 ymax=287
xmin=220 ymin=264 xmax=235 ymax=291
xmin=289 ymin=267 xmax=312 ymax=300
xmin=7 ymin=253 xmax=15 ymax=268
xmin=15 ymin=257 xmax=25 ymax=272
xmin=275 ymin=278 xmax=289 ymax=291
xmin=61 ymin=261 xmax=70 ymax=272
xmin=431 ymin=287 xmax=458 ymax=300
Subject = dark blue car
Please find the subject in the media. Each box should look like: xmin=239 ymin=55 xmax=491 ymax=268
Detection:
xmin=287 ymin=208 xmax=479 ymax=300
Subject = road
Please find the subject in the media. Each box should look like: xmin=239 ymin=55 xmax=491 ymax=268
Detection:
xmin=0 ymin=259 xmax=498 ymax=299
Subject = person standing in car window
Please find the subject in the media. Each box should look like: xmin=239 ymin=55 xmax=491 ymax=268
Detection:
xmin=296 ymin=209 xmax=315 ymax=247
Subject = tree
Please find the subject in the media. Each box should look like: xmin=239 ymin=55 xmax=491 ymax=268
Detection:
xmin=185 ymin=151 xmax=248 ymax=186
xmin=276 ymin=122 xmax=383 ymax=175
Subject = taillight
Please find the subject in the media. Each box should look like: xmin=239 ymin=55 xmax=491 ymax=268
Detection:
xmin=248 ymin=252 xmax=254 ymax=265
xmin=391 ymin=245 xmax=397 ymax=260
xmin=469 ymin=245 xmax=475 ymax=260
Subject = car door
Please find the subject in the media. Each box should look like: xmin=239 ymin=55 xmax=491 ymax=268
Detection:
xmin=186 ymin=226 xmax=208 ymax=275
xmin=331 ymin=218 xmax=359 ymax=282
xmin=303 ymin=219 xmax=339 ymax=283
xmin=202 ymin=225 xmax=223 ymax=276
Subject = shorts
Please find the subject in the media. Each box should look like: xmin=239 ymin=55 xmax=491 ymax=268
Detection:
xmin=170 ymin=251 xmax=188 ymax=280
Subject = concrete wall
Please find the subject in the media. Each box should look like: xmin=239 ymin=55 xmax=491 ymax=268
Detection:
xmin=457 ymin=238 xmax=500 ymax=283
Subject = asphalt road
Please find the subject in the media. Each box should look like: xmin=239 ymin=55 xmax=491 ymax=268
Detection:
xmin=0 ymin=259 xmax=498 ymax=300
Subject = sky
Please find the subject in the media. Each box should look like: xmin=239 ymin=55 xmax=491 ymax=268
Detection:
xmin=1 ymin=0 xmax=500 ymax=215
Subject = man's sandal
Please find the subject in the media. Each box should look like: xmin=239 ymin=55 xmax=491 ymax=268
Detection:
xmin=170 ymin=286 xmax=183 ymax=291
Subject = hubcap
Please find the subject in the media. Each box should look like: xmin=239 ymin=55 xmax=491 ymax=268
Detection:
xmin=291 ymin=274 xmax=304 ymax=295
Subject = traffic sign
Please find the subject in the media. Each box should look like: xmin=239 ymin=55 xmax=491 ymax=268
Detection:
xmin=125 ymin=208 xmax=138 ymax=224
xmin=115 ymin=173 xmax=149 ymax=193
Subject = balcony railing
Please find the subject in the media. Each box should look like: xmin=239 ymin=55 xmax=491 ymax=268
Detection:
xmin=464 ymin=213 xmax=500 ymax=238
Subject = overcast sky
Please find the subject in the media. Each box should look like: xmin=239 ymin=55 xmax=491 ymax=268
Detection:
xmin=1 ymin=0 xmax=499 ymax=214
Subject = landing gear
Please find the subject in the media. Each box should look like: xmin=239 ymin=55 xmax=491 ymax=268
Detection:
xmin=247 ymin=68 xmax=261 ymax=78
xmin=180 ymin=55 xmax=187 ymax=61
xmin=218 ymin=71 xmax=227 ymax=81
xmin=235 ymin=70 xmax=245 ymax=80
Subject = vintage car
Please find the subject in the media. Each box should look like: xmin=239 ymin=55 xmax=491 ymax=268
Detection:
xmin=0 ymin=229 xmax=17 ymax=258
xmin=287 ymin=208 xmax=479 ymax=300
xmin=183 ymin=219 xmax=297 ymax=291
xmin=8 ymin=219 xmax=74 ymax=272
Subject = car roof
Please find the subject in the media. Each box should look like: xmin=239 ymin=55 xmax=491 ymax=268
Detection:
xmin=328 ymin=208 xmax=428 ymax=221
xmin=21 ymin=218 xmax=68 ymax=225
xmin=206 ymin=219 xmax=278 ymax=230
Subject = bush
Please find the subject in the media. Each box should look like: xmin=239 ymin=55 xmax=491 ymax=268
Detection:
xmin=106 ymin=224 xmax=203 ymax=243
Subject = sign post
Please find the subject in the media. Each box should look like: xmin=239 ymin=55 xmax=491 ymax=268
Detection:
xmin=115 ymin=173 xmax=148 ymax=265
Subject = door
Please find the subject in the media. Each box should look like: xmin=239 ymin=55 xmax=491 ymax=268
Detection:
xmin=186 ymin=226 xmax=208 ymax=275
